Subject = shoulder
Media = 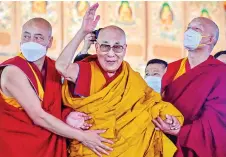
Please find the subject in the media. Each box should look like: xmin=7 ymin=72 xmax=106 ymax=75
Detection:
xmin=167 ymin=59 xmax=184 ymax=69
xmin=1 ymin=65 xmax=27 ymax=85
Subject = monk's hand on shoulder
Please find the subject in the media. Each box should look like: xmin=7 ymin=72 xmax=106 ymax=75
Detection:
xmin=80 ymin=130 xmax=113 ymax=157
xmin=80 ymin=3 xmax=100 ymax=34
xmin=152 ymin=115 xmax=181 ymax=136
xmin=66 ymin=112 xmax=92 ymax=130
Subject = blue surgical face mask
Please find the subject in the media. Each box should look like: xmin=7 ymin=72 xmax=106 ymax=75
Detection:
xmin=144 ymin=76 xmax=162 ymax=93
xmin=20 ymin=42 xmax=47 ymax=62
xmin=183 ymin=29 xmax=208 ymax=51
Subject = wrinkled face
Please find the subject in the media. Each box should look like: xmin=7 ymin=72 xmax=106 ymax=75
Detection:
xmin=187 ymin=19 xmax=204 ymax=35
xmin=95 ymin=29 xmax=127 ymax=73
xmin=145 ymin=63 xmax=166 ymax=78
xmin=21 ymin=22 xmax=53 ymax=49
xmin=217 ymin=54 xmax=226 ymax=64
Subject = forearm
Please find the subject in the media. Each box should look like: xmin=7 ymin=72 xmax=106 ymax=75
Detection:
xmin=79 ymin=48 xmax=89 ymax=55
xmin=56 ymin=29 xmax=86 ymax=74
xmin=34 ymin=110 xmax=84 ymax=141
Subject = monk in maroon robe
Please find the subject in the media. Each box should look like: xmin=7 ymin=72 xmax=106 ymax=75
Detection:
xmin=161 ymin=17 xmax=226 ymax=157
xmin=0 ymin=17 xmax=112 ymax=157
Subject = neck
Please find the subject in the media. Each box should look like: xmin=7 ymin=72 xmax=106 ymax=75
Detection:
xmin=107 ymin=71 xmax=116 ymax=77
xmin=188 ymin=49 xmax=210 ymax=68
xmin=33 ymin=56 xmax=46 ymax=71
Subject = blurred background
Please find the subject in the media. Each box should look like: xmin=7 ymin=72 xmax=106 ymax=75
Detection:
xmin=0 ymin=1 xmax=225 ymax=75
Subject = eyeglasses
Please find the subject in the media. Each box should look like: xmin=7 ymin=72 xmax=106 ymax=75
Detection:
xmin=96 ymin=42 xmax=125 ymax=53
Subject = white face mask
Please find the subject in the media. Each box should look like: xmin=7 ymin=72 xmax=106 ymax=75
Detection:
xmin=184 ymin=29 xmax=203 ymax=51
xmin=21 ymin=42 xmax=47 ymax=62
xmin=144 ymin=76 xmax=162 ymax=93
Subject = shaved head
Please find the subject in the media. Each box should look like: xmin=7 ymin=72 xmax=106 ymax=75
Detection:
xmin=21 ymin=17 xmax=53 ymax=48
xmin=98 ymin=25 xmax=126 ymax=44
xmin=22 ymin=18 xmax=52 ymax=36
xmin=190 ymin=17 xmax=219 ymax=46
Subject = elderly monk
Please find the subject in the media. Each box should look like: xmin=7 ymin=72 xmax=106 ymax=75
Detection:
xmin=0 ymin=17 xmax=112 ymax=157
xmin=162 ymin=17 xmax=226 ymax=157
xmin=56 ymin=3 xmax=184 ymax=157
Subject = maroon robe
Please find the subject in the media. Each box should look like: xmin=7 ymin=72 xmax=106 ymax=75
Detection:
xmin=162 ymin=56 xmax=226 ymax=157
xmin=0 ymin=56 xmax=67 ymax=157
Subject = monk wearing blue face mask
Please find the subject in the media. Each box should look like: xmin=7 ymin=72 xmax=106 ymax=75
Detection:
xmin=161 ymin=17 xmax=226 ymax=157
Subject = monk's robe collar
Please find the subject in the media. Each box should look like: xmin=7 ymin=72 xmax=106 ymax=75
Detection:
xmin=29 ymin=58 xmax=47 ymax=87
xmin=19 ymin=53 xmax=47 ymax=88
xmin=188 ymin=55 xmax=222 ymax=70
xmin=83 ymin=54 xmax=123 ymax=85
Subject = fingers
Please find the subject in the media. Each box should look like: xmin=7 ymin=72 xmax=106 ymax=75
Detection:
xmin=76 ymin=112 xmax=92 ymax=120
xmin=170 ymin=116 xmax=181 ymax=130
xmin=92 ymin=148 xmax=102 ymax=157
xmin=99 ymin=142 xmax=113 ymax=151
xmin=165 ymin=114 xmax=173 ymax=124
xmin=100 ymin=137 xmax=114 ymax=144
xmin=95 ymin=146 xmax=110 ymax=156
xmin=156 ymin=117 xmax=167 ymax=126
xmin=89 ymin=3 xmax=99 ymax=12
xmin=152 ymin=119 xmax=162 ymax=130
xmin=94 ymin=15 xmax=100 ymax=27
xmin=153 ymin=117 xmax=170 ymax=131
xmin=84 ymin=3 xmax=99 ymax=20
xmin=80 ymin=123 xmax=92 ymax=130
xmin=87 ymin=3 xmax=99 ymax=17
xmin=93 ymin=129 xmax=106 ymax=134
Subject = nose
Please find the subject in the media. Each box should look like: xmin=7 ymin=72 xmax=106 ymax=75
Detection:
xmin=107 ymin=48 xmax=115 ymax=57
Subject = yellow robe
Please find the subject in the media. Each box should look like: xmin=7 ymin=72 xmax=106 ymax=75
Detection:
xmin=62 ymin=60 xmax=184 ymax=157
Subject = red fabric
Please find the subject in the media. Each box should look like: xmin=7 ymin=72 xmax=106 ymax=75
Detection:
xmin=73 ymin=55 xmax=122 ymax=97
xmin=162 ymin=56 xmax=226 ymax=157
xmin=29 ymin=58 xmax=47 ymax=88
xmin=0 ymin=57 xmax=67 ymax=157
xmin=0 ymin=57 xmax=40 ymax=96
xmin=162 ymin=59 xmax=182 ymax=92
xmin=74 ymin=61 xmax=91 ymax=97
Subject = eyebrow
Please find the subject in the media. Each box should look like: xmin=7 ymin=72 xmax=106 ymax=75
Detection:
xmin=23 ymin=31 xmax=31 ymax=35
xmin=101 ymin=41 xmax=121 ymax=45
xmin=34 ymin=34 xmax=44 ymax=36
xmin=102 ymin=41 xmax=109 ymax=44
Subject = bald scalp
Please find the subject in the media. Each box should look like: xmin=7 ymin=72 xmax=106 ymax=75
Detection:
xmin=22 ymin=18 xmax=52 ymax=36
xmin=192 ymin=17 xmax=219 ymax=46
xmin=98 ymin=25 xmax=126 ymax=42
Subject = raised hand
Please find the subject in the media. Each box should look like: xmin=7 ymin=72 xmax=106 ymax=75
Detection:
xmin=81 ymin=3 xmax=100 ymax=34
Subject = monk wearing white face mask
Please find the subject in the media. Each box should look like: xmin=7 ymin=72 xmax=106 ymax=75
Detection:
xmin=144 ymin=59 xmax=167 ymax=93
xmin=0 ymin=17 xmax=113 ymax=157
xmin=162 ymin=17 xmax=226 ymax=157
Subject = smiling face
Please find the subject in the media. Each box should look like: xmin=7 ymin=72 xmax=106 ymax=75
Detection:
xmin=95 ymin=26 xmax=127 ymax=74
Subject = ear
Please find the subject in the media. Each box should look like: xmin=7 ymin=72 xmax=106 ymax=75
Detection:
xmin=164 ymin=67 xmax=167 ymax=74
xmin=95 ymin=43 xmax=98 ymax=50
xmin=206 ymin=36 xmax=214 ymax=45
xmin=47 ymin=36 xmax=53 ymax=48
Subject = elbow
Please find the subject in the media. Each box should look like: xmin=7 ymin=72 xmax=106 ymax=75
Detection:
xmin=55 ymin=62 xmax=67 ymax=77
xmin=32 ymin=109 xmax=46 ymax=126
xmin=55 ymin=61 xmax=64 ymax=74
